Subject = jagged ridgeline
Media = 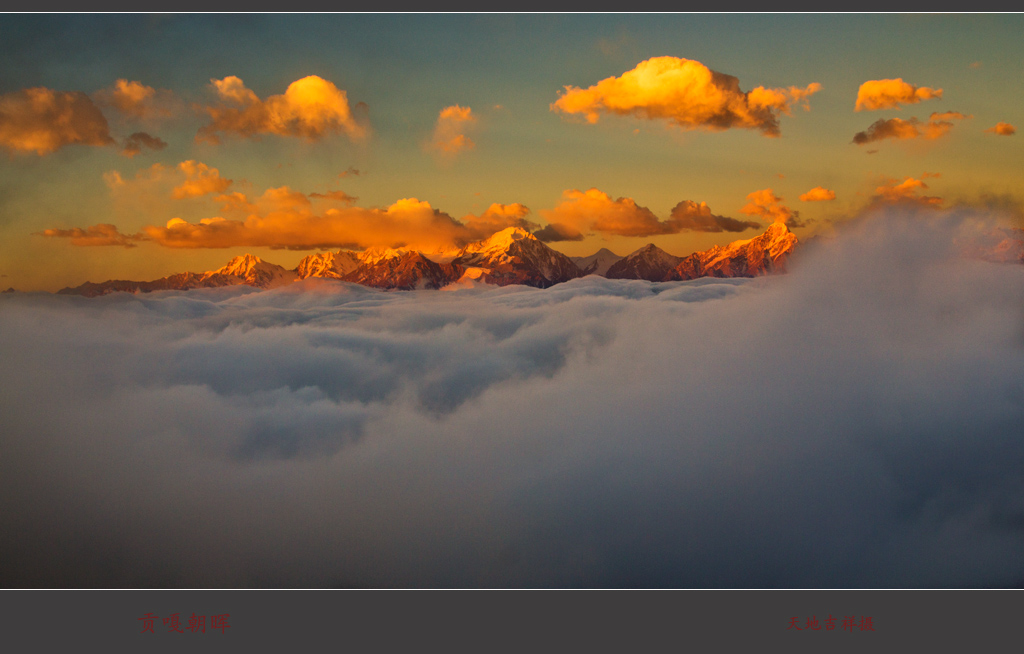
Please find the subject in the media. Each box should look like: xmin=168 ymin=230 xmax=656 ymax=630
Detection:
xmin=58 ymin=225 xmax=799 ymax=297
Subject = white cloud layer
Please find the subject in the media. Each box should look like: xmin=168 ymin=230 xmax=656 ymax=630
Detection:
xmin=2 ymin=209 xmax=1024 ymax=587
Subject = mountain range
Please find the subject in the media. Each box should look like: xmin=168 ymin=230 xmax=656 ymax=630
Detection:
xmin=57 ymin=224 xmax=800 ymax=297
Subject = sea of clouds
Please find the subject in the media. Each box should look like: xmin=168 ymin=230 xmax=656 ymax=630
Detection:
xmin=2 ymin=209 xmax=1023 ymax=587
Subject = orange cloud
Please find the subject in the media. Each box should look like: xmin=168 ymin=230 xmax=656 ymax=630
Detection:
xmin=430 ymin=105 xmax=477 ymax=155
xmin=872 ymin=176 xmax=944 ymax=208
xmin=540 ymin=188 xmax=674 ymax=237
xmin=854 ymin=78 xmax=942 ymax=111
xmin=214 ymin=191 xmax=258 ymax=215
xmin=0 ymin=87 xmax=114 ymax=155
xmin=121 ymin=131 xmax=167 ymax=157
xmin=39 ymin=223 xmax=145 ymax=248
xmin=551 ymin=56 xmax=820 ymax=137
xmin=985 ymin=122 xmax=1016 ymax=136
xmin=740 ymin=189 xmax=803 ymax=227
xmin=196 ymin=75 xmax=369 ymax=144
xmin=461 ymin=203 xmax=538 ymax=239
xmin=799 ymin=187 xmax=836 ymax=202
xmin=853 ymin=111 xmax=970 ymax=145
xmin=171 ymin=161 xmax=232 ymax=199
xmin=94 ymin=79 xmax=176 ymax=120
xmin=539 ymin=189 xmax=757 ymax=237
xmin=44 ymin=196 xmax=511 ymax=252
xmin=667 ymin=200 xmax=760 ymax=233
xmin=142 ymin=197 xmax=476 ymax=251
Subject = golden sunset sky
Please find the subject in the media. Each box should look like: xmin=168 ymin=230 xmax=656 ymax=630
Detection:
xmin=1 ymin=13 xmax=1021 ymax=291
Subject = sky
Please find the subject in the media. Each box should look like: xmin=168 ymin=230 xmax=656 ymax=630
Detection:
xmin=3 ymin=14 xmax=1024 ymax=588
xmin=1 ymin=13 xmax=1022 ymax=291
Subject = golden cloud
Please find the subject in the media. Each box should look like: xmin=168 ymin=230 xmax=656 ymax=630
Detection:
xmin=44 ymin=193 xmax=541 ymax=253
xmin=430 ymin=105 xmax=477 ymax=155
xmin=854 ymin=78 xmax=942 ymax=111
xmin=740 ymin=189 xmax=803 ymax=227
xmin=171 ymin=160 xmax=232 ymax=199
xmin=38 ymin=223 xmax=145 ymax=248
xmin=461 ymin=203 xmax=538 ymax=240
xmin=539 ymin=188 xmax=672 ymax=237
xmin=798 ymin=187 xmax=836 ymax=202
xmin=985 ymin=122 xmax=1016 ymax=136
xmin=550 ymin=56 xmax=821 ymax=137
xmin=853 ymin=111 xmax=970 ymax=145
xmin=214 ymin=191 xmax=258 ymax=215
xmin=94 ymin=79 xmax=176 ymax=120
xmin=872 ymin=176 xmax=944 ymax=208
xmin=196 ymin=75 xmax=369 ymax=144
xmin=143 ymin=196 xmax=472 ymax=251
xmin=0 ymin=87 xmax=114 ymax=155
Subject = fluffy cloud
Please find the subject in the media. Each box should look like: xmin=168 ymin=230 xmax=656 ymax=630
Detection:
xmin=872 ymin=176 xmax=944 ymax=208
xmin=740 ymin=189 xmax=803 ymax=227
xmin=551 ymin=56 xmax=821 ymax=137
xmin=461 ymin=203 xmax=538 ymax=240
xmin=985 ymin=122 xmax=1016 ymax=136
xmin=0 ymin=87 xmax=114 ymax=155
xmin=38 ymin=223 xmax=145 ymax=248
xmin=41 ymin=196 xmax=526 ymax=252
xmin=537 ymin=190 xmax=757 ymax=238
xmin=799 ymin=187 xmax=836 ymax=202
xmin=668 ymin=200 xmax=760 ymax=233
xmin=94 ymin=79 xmax=176 ymax=120
xmin=540 ymin=188 xmax=673 ymax=237
xmin=853 ymin=112 xmax=970 ymax=145
xmin=854 ymin=78 xmax=943 ymax=111
xmin=429 ymin=105 xmax=476 ymax=155
xmin=5 ymin=209 xmax=1024 ymax=587
xmin=196 ymin=75 xmax=369 ymax=144
xmin=171 ymin=160 xmax=233 ymax=199
xmin=120 ymin=131 xmax=167 ymax=157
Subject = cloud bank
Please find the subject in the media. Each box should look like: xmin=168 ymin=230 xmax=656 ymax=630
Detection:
xmin=5 ymin=209 xmax=1024 ymax=587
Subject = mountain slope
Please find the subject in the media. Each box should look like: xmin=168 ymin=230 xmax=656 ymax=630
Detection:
xmin=342 ymin=250 xmax=464 ymax=290
xmin=57 ymin=255 xmax=296 ymax=297
xmin=452 ymin=227 xmax=582 ymax=288
xmin=295 ymin=250 xmax=362 ymax=279
xmin=571 ymin=248 xmax=623 ymax=276
xmin=669 ymin=222 xmax=797 ymax=280
xmin=605 ymin=243 xmax=682 ymax=281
